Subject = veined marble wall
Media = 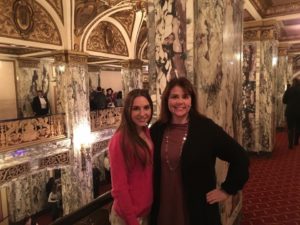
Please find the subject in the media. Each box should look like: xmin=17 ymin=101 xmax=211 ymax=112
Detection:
xmin=89 ymin=71 xmax=101 ymax=92
xmin=258 ymin=41 xmax=277 ymax=152
xmin=194 ymin=1 xmax=244 ymax=224
xmin=276 ymin=56 xmax=288 ymax=128
xmin=242 ymin=43 xmax=257 ymax=152
xmin=16 ymin=60 xmax=53 ymax=118
xmin=57 ymin=62 xmax=94 ymax=215
xmin=6 ymin=170 xmax=49 ymax=222
xmin=121 ymin=67 xmax=143 ymax=97
xmin=154 ymin=0 xmax=187 ymax=112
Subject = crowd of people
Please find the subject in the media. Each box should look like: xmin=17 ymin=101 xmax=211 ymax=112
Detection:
xmin=90 ymin=87 xmax=123 ymax=111
xmin=108 ymin=77 xmax=249 ymax=225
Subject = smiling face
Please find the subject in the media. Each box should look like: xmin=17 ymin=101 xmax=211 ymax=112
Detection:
xmin=131 ymin=96 xmax=152 ymax=130
xmin=168 ymin=85 xmax=191 ymax=124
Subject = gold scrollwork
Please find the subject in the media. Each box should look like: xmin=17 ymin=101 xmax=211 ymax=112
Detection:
xmin=39 ymin=151 xmax=70 ymax=169
xmin=91 ymin=139 xmax=109 ymax=156
xmin=0 ymin=162 xmax=30 ymax=185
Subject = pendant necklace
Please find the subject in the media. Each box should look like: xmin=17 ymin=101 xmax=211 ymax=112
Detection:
xmin=164 ymin=127 xmax=187 ymax=172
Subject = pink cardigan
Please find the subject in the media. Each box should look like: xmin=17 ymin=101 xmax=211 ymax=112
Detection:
xmin=109 ymin=129 xmax=153 ymax=225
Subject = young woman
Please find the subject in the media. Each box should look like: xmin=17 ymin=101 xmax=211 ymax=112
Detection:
xmin=150 ymin=77 xmax=249 ymax=225
xmin=109 ymin=89 xmax=153 ymax=225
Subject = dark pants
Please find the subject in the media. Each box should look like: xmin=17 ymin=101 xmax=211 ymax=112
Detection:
xmin=49 ymin=202 xmax=59 ymax=221
xmin=286 ymin=116 xmax=300 ymax=148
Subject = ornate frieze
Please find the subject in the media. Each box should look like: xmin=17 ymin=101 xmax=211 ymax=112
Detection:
xmin=136 ymin=21 xmax=148 ymax=59
xmin=244 ymin=21 xmax=280 ymax=41
xmin=278 ymin=48 xmax=288 ymax=56
xmin=0 ymin=162 xmax=30 ymax=185
xmin=91 ymin=139 xmax=109 ymax=156
xmin=86 ymin=21 xmax=128 ymax=56
xmin=46 ymin=0 xmax=63 ymax=24
xmin=39 ymin=151 xmax=70 ymax=169
xmin=111 ymin=10 xmax=135 ymax=39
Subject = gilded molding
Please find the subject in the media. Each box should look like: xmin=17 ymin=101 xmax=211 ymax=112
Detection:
xmin=18 ymin=59 xmax=40 ymax=68
xmin=111 ymin=10 xmax=135 ymax=39
xmin=86 ymin=21 xmax=128 ymax=56
xmin=91 ymin=139 xmax=109 ymax=156
xmin=39 ymin=151 xmax=70 ymax=169
xmin=46 ymin=0 xmax=64 ymax=24
xmin=0 ymin=162 xmax=30 ymax=185
xmin=90 ymin=107 xmax=122 ymax=132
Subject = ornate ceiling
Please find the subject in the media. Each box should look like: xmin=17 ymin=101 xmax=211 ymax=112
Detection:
xmin=0 ymin=0 xmax=299 ymax=70
xmin=0 ymin=0 xmax=147 ymax=68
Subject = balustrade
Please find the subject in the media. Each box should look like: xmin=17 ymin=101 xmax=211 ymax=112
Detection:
xmin=90 ymin=107 xmax=123 ymax=132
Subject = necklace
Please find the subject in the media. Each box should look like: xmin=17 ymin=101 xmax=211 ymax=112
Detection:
xmin=164 ymin=127 xmax=188 ymax=172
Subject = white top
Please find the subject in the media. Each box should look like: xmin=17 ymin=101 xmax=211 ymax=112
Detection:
xmin=48 ymin=192 xmax=58 ymax=203
xmin=39 ymin=97 xmax=47 ymax=109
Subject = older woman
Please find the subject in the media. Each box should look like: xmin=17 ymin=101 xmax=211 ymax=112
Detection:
xmin=150 ymin=77 xmax=249 ymax=225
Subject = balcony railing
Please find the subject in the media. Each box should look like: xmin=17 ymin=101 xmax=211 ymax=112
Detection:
xmin=90 ymin=107 xmax=123 ymax=132
xmin=0 ymin=114 xmax=66 ymax=152
xmin=51 ymin=191 xmax=112 ymax=225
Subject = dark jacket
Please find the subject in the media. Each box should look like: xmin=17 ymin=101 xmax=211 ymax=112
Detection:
xmin=150 ymin=114 xmax=249 ymax=225
xmin=32 ymin=96 xmax=49 ymax=116
xmin=283 ymin=84 xmax=300 ymax=119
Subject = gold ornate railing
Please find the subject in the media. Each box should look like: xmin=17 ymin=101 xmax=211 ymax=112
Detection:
xmin=90 ymin=107 xmax=123 ymax=132
xmin=0 ymin=114 xmax=66 ymax=152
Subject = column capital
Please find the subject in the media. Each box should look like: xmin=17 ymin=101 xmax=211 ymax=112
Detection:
xmin=121 ymin=59 xmax=143 ymax=69
xmin=53 ymin=50 xmax=88 ymax=65
xmin=17 ymin=58 xmax=40 ymax=68
xmin=244 ymin=20 xmax=281 ymax=41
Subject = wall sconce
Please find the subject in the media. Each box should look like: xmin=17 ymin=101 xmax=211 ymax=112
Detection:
xmin=272 ymin=57 xmax=278 ymax=67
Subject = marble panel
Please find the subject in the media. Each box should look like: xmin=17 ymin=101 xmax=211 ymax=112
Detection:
xmin=154 ymin=0 xmax=187 ymax=112
xmin=121 ymin=68 xmax=143 ymax=96
xmin=276 ymin=56 xmax=288 ymax=128
xmin=242 ymin=43 xmax=257 ymax=151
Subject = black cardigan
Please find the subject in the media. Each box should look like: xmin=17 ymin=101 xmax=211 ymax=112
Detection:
xmin=150 ymin=114 xmax=249 ymax=225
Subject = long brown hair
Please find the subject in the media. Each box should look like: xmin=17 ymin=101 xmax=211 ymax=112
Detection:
xmin=158 ymin=77 xmax=201 ymax=123
xmin=118 ymin=89 xmax=153 ymax=169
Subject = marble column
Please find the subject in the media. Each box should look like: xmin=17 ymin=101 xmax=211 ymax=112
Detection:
xmin=276 ymin=47 xmax=289 ymax=129
xmin=243 ymin=21 xmax=280 ymax=152
xmin=149 ymin=0 xmax=245 ymax=224
xmin=54 ymin=51 xmax=93 ymax=215
xmin=121 ymin=59 xmax=144 ymax=97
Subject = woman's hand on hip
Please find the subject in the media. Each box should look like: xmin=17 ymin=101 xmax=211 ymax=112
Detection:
xmin=206 ymin=188 xmax=229 ymax=204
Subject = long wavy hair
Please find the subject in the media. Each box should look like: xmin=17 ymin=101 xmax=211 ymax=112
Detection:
xmin=158 ymin=77 xmax=202 ymax=123
xmin=117 ymin=89 xmax=153 ymax=169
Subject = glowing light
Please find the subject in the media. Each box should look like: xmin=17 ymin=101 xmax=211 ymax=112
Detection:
xmin=272 ymin=57 xmax=278 ymax=67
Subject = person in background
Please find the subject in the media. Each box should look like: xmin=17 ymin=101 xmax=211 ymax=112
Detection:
xmin=109 ymin=89 xmax=154 ymax=225
xmin=283 ymin=77 xmax=300 ymax=149
xmin=94 ymin=86 xmax=107 ymax=110
xmin=24 ymin=216 xmax=38 ymax=225
xmin=46 ymin=177 xmax=55 ymax=198
xmin=115 ymin=91 xmax=124 ymax=107
xmin=93 ymin=166 xmax=101 ymax=198
xmin=32 ymin=90 xmax=49 ymax=116
xmin=150 ymin=77 xmax=249 ymax=225
xmin=106 ymin=88 xmax=115 ymax=108
xmin=48 ymin=183 xmax=60 ymax=221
